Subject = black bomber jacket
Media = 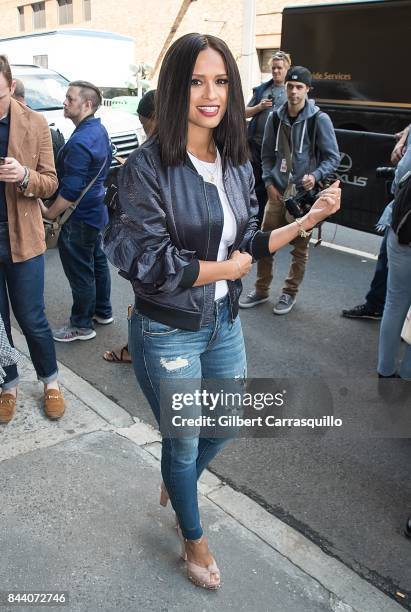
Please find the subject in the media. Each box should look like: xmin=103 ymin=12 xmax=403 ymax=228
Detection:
xmin=103 ymin=137 xmax=271 ymax=331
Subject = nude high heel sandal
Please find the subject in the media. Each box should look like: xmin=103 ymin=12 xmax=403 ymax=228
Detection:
xmin=185 ymin=537 xmax=221 ymax=590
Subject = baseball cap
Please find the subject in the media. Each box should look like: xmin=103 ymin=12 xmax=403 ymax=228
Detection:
xmin=285 ymin=66 xmax=312 ymax=87
xmin=137 ymin=90 xmax=156 ymax=119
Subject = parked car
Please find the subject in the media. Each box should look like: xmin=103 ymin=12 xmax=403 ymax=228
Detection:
xmin=11 ymin=64 xmax=144 ymax=162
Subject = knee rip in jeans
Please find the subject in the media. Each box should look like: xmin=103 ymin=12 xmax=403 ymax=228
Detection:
xmin=160 ymin=356 xmax=189 ymax=372
xmin=234 ymin=368 xmax=247 ymax=385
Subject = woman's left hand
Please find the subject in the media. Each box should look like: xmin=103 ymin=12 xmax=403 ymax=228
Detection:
xmin=305 ymin=180 xmax=341 ymax=226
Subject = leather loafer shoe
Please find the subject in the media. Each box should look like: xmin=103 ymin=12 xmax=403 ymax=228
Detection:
xmin=44 ymin=388 xmax=65 ymax=420
xmin=405 ymin=517 xmax=411 ymax=538
xmin=0 ymin=393 xmax=17 ymax=424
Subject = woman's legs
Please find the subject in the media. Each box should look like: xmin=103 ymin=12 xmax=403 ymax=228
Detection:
xmin=129 ymin=309 xmax=206 ymax=539
xmin=378 ymin=229 xmax=411 ymax=379
xmin=129 ymin=297 xmax=247 ymax=541
xmin=196 ymin=311 xmax=247 ymax=478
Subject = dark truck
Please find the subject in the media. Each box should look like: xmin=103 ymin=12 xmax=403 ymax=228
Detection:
xmin=281 ymin=0 xmax=411 ymax=233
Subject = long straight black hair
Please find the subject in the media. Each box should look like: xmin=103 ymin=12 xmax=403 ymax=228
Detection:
xmin=155 ymin=33 xmax=249 ymax=167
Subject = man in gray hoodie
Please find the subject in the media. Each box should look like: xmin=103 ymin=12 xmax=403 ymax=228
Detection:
xmin=240 ymin=66 xmax=340 ymax=314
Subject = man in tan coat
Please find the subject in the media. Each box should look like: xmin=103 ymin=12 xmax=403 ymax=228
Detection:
xmin=0 ymin=54 xmax=65 ymax=423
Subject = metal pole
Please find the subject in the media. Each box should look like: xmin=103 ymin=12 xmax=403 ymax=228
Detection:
xmin=240 ymin=0 xmax=256 ymax=101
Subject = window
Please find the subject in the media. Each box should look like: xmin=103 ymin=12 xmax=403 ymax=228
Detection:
xmin=83 ymin=0 xmax=91 ymax=21
xmin=15 ymin=71 xmax=69 ymax=111
xmin=17 ymin=6 xmax=25 ymax=32
xmin=259 ymin=49 xmax=278 ymax=73
xmin=32 ymin=2 xmax=46 ymax=30
xmin=33 ymin=54 xmax=48 ymax=68
xmin=58 ymin=0 xmax=73 ymax=25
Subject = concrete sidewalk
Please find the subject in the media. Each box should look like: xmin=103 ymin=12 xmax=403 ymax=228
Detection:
xmin=0 ymin=333 xmax=406 ymax=612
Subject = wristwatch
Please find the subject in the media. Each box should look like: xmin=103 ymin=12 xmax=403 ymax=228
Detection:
xmin=295 ymin=217 xmax=312 ymax=238
xmin=17 ymin=166 xmax=30 ymax=192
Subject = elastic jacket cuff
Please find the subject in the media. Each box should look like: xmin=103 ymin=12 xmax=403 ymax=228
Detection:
xmin=251 ymin=231 xmax=271 ymax=260
xmin=178 ymin=259 xmax=200 ymax=288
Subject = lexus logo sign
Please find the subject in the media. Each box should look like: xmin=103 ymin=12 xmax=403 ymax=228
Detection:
xmin=332 ymin=152 xmax=368 ymax=188
xmin=337 ymin=153 xmax=353 ymax=173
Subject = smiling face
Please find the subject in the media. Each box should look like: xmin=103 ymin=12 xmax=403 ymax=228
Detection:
xmin=188 ymin=47 xmax=229 ymax=135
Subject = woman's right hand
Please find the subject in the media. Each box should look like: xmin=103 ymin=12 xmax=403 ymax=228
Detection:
xmin=228 ymin=250 xmax=253 ymax=280
xmin=259 ymin=98 xmax=273 ymax=112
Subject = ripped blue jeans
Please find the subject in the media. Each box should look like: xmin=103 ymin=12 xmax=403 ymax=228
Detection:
xmin=128 ymin=295 xmax=247 ymax=539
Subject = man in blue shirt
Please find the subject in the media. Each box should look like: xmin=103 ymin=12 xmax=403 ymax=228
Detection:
xmin=41 ymin=81 xmax=112 ymax=341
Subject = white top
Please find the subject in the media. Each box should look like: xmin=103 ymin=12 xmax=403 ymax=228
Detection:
xmin=187 ymin=149 xmax=237 ymax=300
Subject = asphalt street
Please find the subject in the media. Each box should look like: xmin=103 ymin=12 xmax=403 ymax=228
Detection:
xmin=31 ymin=223 xmax=411 ymax=607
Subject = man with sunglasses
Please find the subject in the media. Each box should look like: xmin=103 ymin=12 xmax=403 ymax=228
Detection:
xmin=246 ymin=51 xmax=292 ymax=224
xmin=41 ymin=81 xmax=112 ymax=342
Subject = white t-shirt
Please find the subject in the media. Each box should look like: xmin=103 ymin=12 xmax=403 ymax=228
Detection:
xmin=187 ymin=149 xmax=237 ymax=300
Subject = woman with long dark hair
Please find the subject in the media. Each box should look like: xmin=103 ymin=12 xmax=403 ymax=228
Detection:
xmin=104 ymin=33 xmax=340 ymax=589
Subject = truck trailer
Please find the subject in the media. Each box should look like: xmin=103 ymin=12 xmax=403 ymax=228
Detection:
xmin=281 ymin=0 xmax=411 ymax=233
xmin=0 ymin=29 xmax=136 ymax=99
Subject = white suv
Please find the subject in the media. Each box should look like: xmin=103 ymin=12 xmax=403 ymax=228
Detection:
xmin=12 ymin=64 xmax=144 ymax=161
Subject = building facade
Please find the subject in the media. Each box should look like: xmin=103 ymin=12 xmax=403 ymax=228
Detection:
xmin=0 ymin=0 xmax=345 ymax=94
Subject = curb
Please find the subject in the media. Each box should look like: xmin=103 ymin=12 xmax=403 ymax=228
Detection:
xmin=12 ymin=328 xmax=404 ymax=612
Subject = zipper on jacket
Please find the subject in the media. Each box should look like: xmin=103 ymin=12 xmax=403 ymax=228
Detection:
xmin=223 ymin=170 xmax=240 ymax=258
xmin=202 ymin=178 xmax=212 ymax=319
xmin=222 ymin=170 xmax=239 ymax=323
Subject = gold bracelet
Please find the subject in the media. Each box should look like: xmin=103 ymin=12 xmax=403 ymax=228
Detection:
xmin=294 ymin=217 xmax=312 ymax=238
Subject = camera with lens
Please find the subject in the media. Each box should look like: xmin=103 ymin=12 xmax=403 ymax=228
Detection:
xmin=284 ymin=179 xmax=331 ymax=219
xmin=376 ymin=166 xmax=396 ymax=179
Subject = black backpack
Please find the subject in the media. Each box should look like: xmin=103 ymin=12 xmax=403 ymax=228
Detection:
xmin=272 ymin=110 xmax=323 ymax=161
xmin=50 ymin=127 xmax=65 ymax=165
xmin=392 ymin=170 xmax=411 ymax=245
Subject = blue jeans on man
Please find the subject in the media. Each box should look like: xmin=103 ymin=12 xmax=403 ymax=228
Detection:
xmin=364 ymin=228 xmax=388 ymax=313
xmin=0 ymin=222 xmax=58 ymax=389
xmin=342 ymin=228 xmax=388 ymax=319
xmin=58 ymin=217 xmax=112 ymax=330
